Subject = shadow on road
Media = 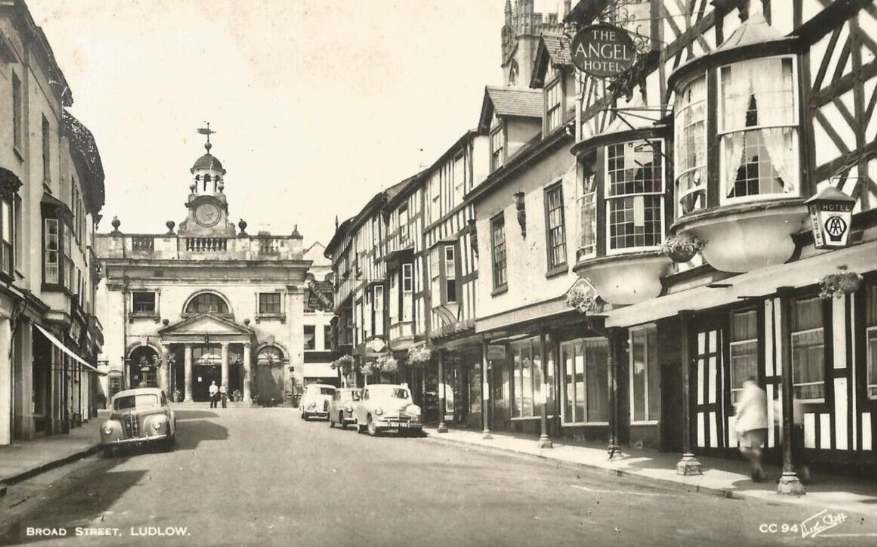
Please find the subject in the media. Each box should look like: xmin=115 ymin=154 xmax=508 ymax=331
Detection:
xmin=174 ymin=410 xmax=219 ymax=421
xmin=174 ymin=417 xmax=228 ymax=450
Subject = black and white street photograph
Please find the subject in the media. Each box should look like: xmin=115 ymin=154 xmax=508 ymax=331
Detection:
xmin=2 ymin=0 xmax=877 ymax=545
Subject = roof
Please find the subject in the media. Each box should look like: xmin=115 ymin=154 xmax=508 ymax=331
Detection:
xmin=478 ymin=86 xmax=543 ymax=132
xmin=191 ymin=153 xmax=226 ymax=174
xmin=716 ymin=11 xmax=784 ymax=52
xmin=530 ymin=34 xmax=573 ymax=88
xmin=64 ymin=110 xmax=105 ymax=214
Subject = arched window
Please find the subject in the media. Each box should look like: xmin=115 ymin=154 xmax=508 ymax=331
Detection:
xmin=186 ymin=293 xmax=229 ymax=315
xmin=257 ymin=345 xmax=283 ymax=366
xmin=203 ymin=174 xmax=211 ymax=192
xmin=508 ymin=60 xmax=519 ymax=87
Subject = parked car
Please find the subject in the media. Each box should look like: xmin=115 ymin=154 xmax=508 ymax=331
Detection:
xmin=100 ymin=388 xmax=176 ymax=456
xmin=354 ymin=384 xmax=423 ymax=436
xmin=328 ymin=387 xmax=362 ymax=429
xmin=300 ymin=384 xmax=336 ymax=420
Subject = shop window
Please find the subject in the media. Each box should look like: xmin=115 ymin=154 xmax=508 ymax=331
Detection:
xmin=605 ymin=140 xmax=665 ymax=253
xmin=186 ymin=293 xmax=229 ymax=315
xmin=304 ymin=325 xmax=316 ymax=351
xmin=258 ymin=292 xmax=282 ymax=314
xmin=132 ymin=291 xmax=156 ymax=315
xmin=578 ymin=172 xmax=597 ymax=257
xmin=491 ymin=125 xmax=505 ymax=172
xmin=491 ymin=214 xmax=507 ymax=290
xmin=791 ymin=297 xmax=825 ymax=402
xmin=546 ymin=80 xmax=562 ymax=132
xmin=630 ymin=324 xmax=659 ymax=422
xmin=866 ymin=285 xmax=877 ymax=399
xmin=561 ymin=338 xmax=609 ymax=424
xmin=730 ymin=310 xmax=759 ymax=404
xmin=718 ymin=57 xmax=799 ymax=204
xmin=545 ymin=183 xmax=566 ymax=269
xmin=675 ymin=76 xmax=707 ymax=215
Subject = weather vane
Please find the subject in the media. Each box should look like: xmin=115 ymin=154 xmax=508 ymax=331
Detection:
xmin=197 ymin=122 xmax=216 ymax=152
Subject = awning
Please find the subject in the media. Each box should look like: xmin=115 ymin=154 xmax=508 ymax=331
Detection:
xmin=33 ymin=324 xmax=104 ymax=375
xmin=303 ymin=362 xmax=339 ymax=379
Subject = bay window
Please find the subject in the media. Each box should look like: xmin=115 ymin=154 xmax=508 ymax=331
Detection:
xmin=718 ymin=57 xmax=799 ymax=204
xmin=401 ymin=263 xmax=413 ymax=321
xmin=630 ymin=324 xmax=659 ymax=422
xmin=675 ymin=76 xmax=707 ymax=215
xmin=561 ymin=337 xmax=609 ymax=424
xmin=444 ymin=245 xmax=457 ymax=303
xmin=605 ymin=140 xmax=665 ymax=253
xmin=791 ymin=296 xmax=825 ymax=402
xmin=730 ymin=310 xmax=759 ymax=404
xmin=867 ymin=284 xmax=877 ymax=399
xmin=578 ymin=172 xmax=597 ymax=258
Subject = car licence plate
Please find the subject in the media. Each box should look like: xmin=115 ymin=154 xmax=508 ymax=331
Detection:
xmin=390 ymin=422 xmax=409 ymax=428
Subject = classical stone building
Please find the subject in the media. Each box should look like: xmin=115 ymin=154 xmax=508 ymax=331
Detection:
xmin=94 ymin=135 xmax=319 ymax=404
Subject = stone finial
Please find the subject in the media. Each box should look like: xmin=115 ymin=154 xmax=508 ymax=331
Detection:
xmin=238 ymin=219 xmax=248 ymax=237
xmin=166 ymin=220 xmax=176 ymax=235
xmin=243 ymin=318 xmax=251 ymax=326
xmin=291 ymin=224 xmax=303 ymax=239
xmin=218 ymin=182 xmax=224 ymax=193
xmin=110 ymin=216 xmax=122 ymax=235
xmin=189 ymin=182 xmax=197 ymax=192
xmin=162 ymin=318 xmax=170 ymax=326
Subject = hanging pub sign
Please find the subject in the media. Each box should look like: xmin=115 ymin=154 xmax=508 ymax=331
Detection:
xmin=805 ymin=186 xmax=856 ymax=249
xmin=570 ymin=23 xmax=637 ymax=79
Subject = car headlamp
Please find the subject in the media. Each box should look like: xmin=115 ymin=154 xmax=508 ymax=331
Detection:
xmin=102 ymin=424 xmax=114 ymax=435
xmin=345 ymin=405 xmax=353 ymax=413
xmin=308 ymin=402 xmax=316 ymax=409
xmin=152 ymin=416 xmax=166 ymax=430
xmin=374 ymin=407 xmax=383 ymax=416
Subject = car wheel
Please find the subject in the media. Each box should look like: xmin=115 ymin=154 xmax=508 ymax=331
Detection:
xmin=302 ymin=412 xmax=309 ymax=421
xmin=367 ymin=415 xmax=378 ymax=437
xmin=329 ymin=415 xmax=335 ymax=428
xmin=339 ymin=413 xmax=346 ymax=430
xmin=356 ymin=419 xmax=365 ymax=434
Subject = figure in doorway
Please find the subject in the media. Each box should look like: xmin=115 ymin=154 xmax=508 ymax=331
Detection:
xmin=209 ymin=381 xmax=219 ymax=408
xmin=735 ymin=377 xmax=768 ymax=482
xmin=220 ymin=384 xmax=228 ymax=408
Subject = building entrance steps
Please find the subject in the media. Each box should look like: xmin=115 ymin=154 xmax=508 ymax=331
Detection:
xmin=0 ymin=411 xmax=110 ymax=494
xmin=422 ymin=426 xmax=877 ymax=517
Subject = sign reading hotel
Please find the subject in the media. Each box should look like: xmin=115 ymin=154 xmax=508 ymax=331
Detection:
xmin=570 ymin=23 xmax=637 ymax=78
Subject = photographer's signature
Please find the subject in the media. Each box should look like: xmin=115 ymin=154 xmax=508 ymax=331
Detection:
xmin=759 ymin=510 xmax=851 ymax=538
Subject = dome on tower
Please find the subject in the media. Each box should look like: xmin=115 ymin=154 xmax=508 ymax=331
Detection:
xmin=191 ymin=152 xmax=225 ymax=174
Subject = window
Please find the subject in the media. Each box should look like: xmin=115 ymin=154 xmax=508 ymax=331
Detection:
xmin=324 ymin=325 xmax=332 ymax=350
xmin=511 ymin=337 xmax=555 ymax=419
xmin=186 ymin=293 xmax=229 ymax=315
xmin=402 ymin=263 xmax=413 ymax=293
xmin=453 ymin=153 xmax=466 ymax=203
xmin=12 ymin=71 xmax=22 ymax=151
xmin=545 ymin=183 xmax=566 ymax=269
xmin=606 ymin=140 xmax=665 ymax=252
xmin=791 ymin=297 xmax=825 ymax=402
xmin=372 ymin=216 xmax=380 ymax=248
xmin=257 ymin=345 xmax=283 ymax=366
xmin=430 ymin=248 xmax=441 ymax=308
xmin=304 ymin=325 xmax=316 ymax=350
xmin=42 ymin=115 xmax=51 ymax=183
xmin=430 ymin=174 xmax=441 ymax=223
xmin=0 ymin=198 xmax=13 ymax=276
xmin=491 ymin=126 xmax=505 ymax=171
xmin=719 ymin=57 xmax=799 ymax=204
xmin=44 ymin=219 xmax=59 ymax=284
xmin=866 ymin=285 xmax=877 ymax=399
xmin=444 ymin=245 xmax=457 ymax=303
xmin=730 ymin=310 xmax=759 ymax=404
xmin=132 ymin=291 xmax=156 ymax=315
xmin=561 ymin=338 xmax=609 ymax=424
xmin=578 ymin=172 xmax=597 ymax=258
xmin=675 ymin=76 xmax=707 ymax=215
xmin=259 ymin=292 xmax=282 ymax=314
xmin=399 ymin=203 xmax=410 ymax=244
xmin=546 ymin=81 xmax=562 ymax=132
xmin=491 ymin=215 xmax=507 ymax=289
xmin=373 ymin=285 xmax=384 ymax=336
xmin=630 ymin=324 xmax=659 ymax=422
xmin=508 ymin=60 xmax=519 ymax=86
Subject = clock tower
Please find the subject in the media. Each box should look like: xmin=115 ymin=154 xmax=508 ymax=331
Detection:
xmin=178 ymin=125 xmax=236 ymax=237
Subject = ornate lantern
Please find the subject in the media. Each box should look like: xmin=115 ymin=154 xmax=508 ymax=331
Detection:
xmin=805 ymin=186 xmax=856 ymax=249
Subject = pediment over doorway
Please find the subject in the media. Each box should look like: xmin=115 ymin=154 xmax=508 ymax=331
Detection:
xmin=158 ymin=313 xmax=254 ymax=339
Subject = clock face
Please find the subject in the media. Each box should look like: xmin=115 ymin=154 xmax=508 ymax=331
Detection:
xmin=195 ymin=202 xmax=221 ymax=227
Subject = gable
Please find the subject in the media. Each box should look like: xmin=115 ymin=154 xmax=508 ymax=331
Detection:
xmin=159 ymin=313 xmax=253 ymax=336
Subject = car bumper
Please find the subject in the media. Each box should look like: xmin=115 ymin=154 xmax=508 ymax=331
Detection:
xmin=102 ymin=434 xmax=169 ymax=446
xmin=373 ymin=419 xmax=422 ymax=432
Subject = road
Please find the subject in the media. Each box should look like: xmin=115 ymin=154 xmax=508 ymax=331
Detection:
xmin=0 ymin=408 xmax=875 ymax=546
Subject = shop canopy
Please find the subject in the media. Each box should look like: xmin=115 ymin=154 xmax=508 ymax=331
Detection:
xmin=34 ymin=324 xmax=104 ymax=375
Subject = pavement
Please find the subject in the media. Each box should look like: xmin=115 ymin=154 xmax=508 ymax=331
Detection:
xmin=422 ymin=425 xmax=877 ymax=516
xmin=0 ymin=411 xmax=109 ymax=494
xmin=0 ymin=409 xmax=875 ymax=545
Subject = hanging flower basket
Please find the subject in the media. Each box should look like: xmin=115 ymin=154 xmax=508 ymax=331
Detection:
xmin=331 ymin=354 xmax=356 ymax=376
xmin=407 ymin=346 xmax=432 ymax=368
xmin=659 ymin=234 xmax=706 ymax=263
xmin=565 ymin=283 xmax=599 ymax=314
xmin=381 ymin=356 xmax=398 ymax=373
xmin=819 ymin=266 xmax=863 ymax=299
xmin=361 ymin=361 xmax=376 ymax=377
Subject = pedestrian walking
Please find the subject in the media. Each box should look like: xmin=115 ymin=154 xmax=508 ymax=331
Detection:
xmin=735 ymin=377 xmax=768 ymax=482
xmin=220 ymin=384 xmax=228 ymax=408
xmin=209 ymin=381 xmax=219 ymax=409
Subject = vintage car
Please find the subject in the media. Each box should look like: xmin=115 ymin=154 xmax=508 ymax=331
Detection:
xmin=353 ymin=384 xmax=423 ymax=436
xmin=300 ymin=383 xmax=336 ymax=420
xmin=328 ymin=387 xmax=362 ymax=429
xmin=101 ymin=388 xmax=176 ymax=455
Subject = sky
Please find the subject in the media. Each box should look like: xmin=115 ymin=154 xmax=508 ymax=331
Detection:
xmin=26 ymin=0 xmax=512 ymax=247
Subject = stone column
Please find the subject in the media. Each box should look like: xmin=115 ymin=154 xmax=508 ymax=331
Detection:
xmin=184 ymin=345 xmax=193 ymax=402
xmin=482 ymin=341 xmax=492 ymax=440
xmin=0 ymin=319 xmax=12 ymax=445
xmin=676 ymin=311 xmax=703 ymax=475
xmin=437 ymin=351 xmax=448 ymax=433
xmin=777 ymin=288 xmax=805 ymax=495
xmin=537 ymin=333 xmax=552 ymax=448
xmin=607 ymin=327 xmax=624 ymax=460
xmin=221 ymin=342 xmax=229 ymax=389
xmin=242 ymin=342 xmax=252 ymax=403
xmin=159 ymin=345 xmax=170 ymax=394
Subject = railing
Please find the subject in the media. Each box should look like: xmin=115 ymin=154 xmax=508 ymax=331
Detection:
xmin=185 ymin=237 xmax=228 ymax=252
xmin=258 ymin=238 xmax=282 ymax=254
xmin=131 ymin=237 xmax=154 ymax=252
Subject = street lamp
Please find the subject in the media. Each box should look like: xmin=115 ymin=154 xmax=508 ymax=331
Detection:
xmin=805 ymin=186 xmax=856 ymax=249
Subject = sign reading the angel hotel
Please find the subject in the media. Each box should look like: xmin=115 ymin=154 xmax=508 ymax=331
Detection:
xmin=570 ymin=23 xmax=637 ymax=78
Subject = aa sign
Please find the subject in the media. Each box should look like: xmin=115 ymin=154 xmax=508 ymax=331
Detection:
xmin=805 ymin=186 xmax=856 ymax=249
xmin=570 ymin=23 xmax=637 ymax=78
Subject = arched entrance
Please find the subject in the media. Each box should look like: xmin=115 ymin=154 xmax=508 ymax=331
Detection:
xmin=128 ymin=346 xmax=160 ymax=389
xmin=254 ymin=345 xmax=285 ymax=404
